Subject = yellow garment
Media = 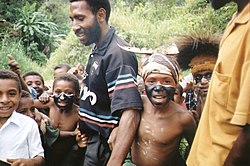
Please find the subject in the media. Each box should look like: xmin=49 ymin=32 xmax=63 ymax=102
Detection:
xmin=187 ymin=3 xmax=250 ymax=166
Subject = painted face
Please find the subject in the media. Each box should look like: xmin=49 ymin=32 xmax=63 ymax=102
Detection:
xmin=210 ymin=0 xmax=231 ymax=10
xmin=24 ymin=75 xmax=44 ymax=97
xmin=144 ymin=73 xmax=176 ymax=107
xmin=70 ymin=1 xmax=101 ymax=46
xmin=193 ymin=70 xmax=212 ymax=97
xmin=53 ymin=80 xmax=76 ymax=112
xmin=193 ymin=70 xmax=212 ymax=85
xmin=0 ymin=79 xmax=21 ymax=118
xmin=17 ymin=97 xmax=35 ymax=119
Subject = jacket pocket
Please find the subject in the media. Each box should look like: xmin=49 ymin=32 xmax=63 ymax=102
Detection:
xmin=212 ymin=70 xmax=231 ymax=107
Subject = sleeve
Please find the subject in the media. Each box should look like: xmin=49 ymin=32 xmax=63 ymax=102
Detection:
xmin=28 ymin=121 xmax=44 ymax=158
xmin=105 ymin=49 xmax=143 ymax=115
xmin=231 ymin=63 xmax=250 ymax=125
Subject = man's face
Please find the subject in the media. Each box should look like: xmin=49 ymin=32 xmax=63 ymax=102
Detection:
xmin=210 ymin=0 xmax=231 ymax=10
xmin=17 ymin=96 xmax=35 ymax=119
xmin=69 ymin=1 xmax=101 ymax=46
xmin=144 ymin=73 xmax=176 ymax=108
xmin=0 ymin=79 xmax=21 ymax=118
xmin=24 ymin=75 xmax=44 ymax=97
xmin=53 ymin=80 xmax=76 ymax=112
xmin=193 ymin=70 xmax=212 ymax=97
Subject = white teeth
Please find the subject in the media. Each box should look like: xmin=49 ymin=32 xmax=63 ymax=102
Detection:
xmin=0 ymin=107 xmax=11 ymax=110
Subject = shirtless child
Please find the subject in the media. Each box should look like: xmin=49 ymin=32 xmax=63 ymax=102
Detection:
xmin=120 ymin=53 xmax=197 ymax=166
xmin=34 ymin=73 xmax=86 ymax=166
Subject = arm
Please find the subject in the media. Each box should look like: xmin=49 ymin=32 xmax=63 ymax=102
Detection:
xmin=107 ymin=109 xmax=140 ymax=166
xmin=7 ymin=156 xmax=45 ymax=166
xmin=7 ymin=54 xmax=29 ymax=92
xmin=224 ymin=124 xmax=250 ymax=166
xmin=183 ymin=112 xmax=197 ymax=146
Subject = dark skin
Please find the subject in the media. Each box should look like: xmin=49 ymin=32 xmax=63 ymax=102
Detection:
xmin=132 ymin=96 xmax=196 ymax=166
xmin=70 ymin=1 xmax=140 ymax=165
xmin=130 ymin=73 xmax=196 ymax=166
xmin=7 ymin=54 xmax=29 ymax=93
xmin=193 ymin=70 xmax=211 ymax=120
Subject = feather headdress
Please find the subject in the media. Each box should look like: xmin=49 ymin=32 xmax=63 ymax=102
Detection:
xmin=175 ymin=33 xmax=220 ymax=74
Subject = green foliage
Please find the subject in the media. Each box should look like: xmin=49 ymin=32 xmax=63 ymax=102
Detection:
xmin=0 ymin=34 xmax=43 ymax=75
xmin=45 ymin=31 xmax=90 ymax=80
xmin=39 ymin=0 xmax=71 ymax=34
xmin=14 ymin=2 xmax=65 ymax=65
xmin=0 ymin=0 xmax=45 ymax=22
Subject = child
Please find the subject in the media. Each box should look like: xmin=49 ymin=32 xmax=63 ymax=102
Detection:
xmin=34 ymin=73 xmax=86 ymax=166
xmin=0 ymin=69 xmax=44 ymax=166
xmin=109 ymin=54 xmax=197 ymax=166
xmin=134 ymin=54 xmax=196 ymax=165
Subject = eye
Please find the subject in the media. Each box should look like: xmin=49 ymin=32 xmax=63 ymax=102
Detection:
xmin=35 ymin=81 xmax=42 ymax=86
xmin=8 ymin=90 xmax=18 ymax=97
xmin=163 ymin=80 xmax=171 ymax=84
xmin=77 ymin=16 xmax=85 ymax=22
xmin=26 ymin=82 xmax=32 ymax=86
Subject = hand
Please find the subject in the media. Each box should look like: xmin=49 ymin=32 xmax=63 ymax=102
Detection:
xmin=38 ymin=91 xmax=51 ymax=103
xmin=7 ymin=54 xmax=21 ymax=75
xmin=75 ymin=128 xmax=88 ymax=148
xmin=107 ymin=127 xmax=118 ymax=151
xmin=7 ymin=158 xmax=32 ymax=166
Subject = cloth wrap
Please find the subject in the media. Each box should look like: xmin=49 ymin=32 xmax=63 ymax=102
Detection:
xmin=141 ymin=53 xmax=179 ymax=83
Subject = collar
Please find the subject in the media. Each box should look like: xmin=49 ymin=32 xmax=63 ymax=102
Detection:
xmin=92 ymin=27 xmax=115 ymax=56
xmin=234 ymin=2 xmax=250 ymax=24
xmin=6 ymin=111 xmax=21 ymax=127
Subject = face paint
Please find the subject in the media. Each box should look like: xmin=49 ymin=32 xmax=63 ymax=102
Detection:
xmin=145 ymin=84 xmax=176 ymax=105
xmin=53 ymin=92 xmax=75 ymax=111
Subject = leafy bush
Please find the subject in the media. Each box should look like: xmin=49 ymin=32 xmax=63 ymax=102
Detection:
xmin=14 ymin=2 xmax=65 ymax=63
xmin=0 ymin=34 xmax=44 ymax=75
xmin=45 ymin=31 xmax=90 ymax=80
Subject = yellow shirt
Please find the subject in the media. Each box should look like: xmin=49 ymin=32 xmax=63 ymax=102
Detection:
xmin=187 ymin=3 xmax=250 ymax=166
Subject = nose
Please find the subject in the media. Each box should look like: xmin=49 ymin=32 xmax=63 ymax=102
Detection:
xmin=0 ymin=94 xmax=10 ymax=104
xmin=154 ymin=82 xmax=163 ymax=91
xmin=72 ymin=21 xmax=80 ymax=33
xmin=59 ymin=93 xmax=65 ymax=100
xmin=201 ymin=76 xmax=209 ymax=83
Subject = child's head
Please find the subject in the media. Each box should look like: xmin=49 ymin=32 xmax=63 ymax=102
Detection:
xmin=23 ymin=71 xmax=45 ymax=97
xmin=174 ymin=83 xmax=185 ymax=104
xmin=16 ymin=90 xmax=35 ymax=119
xmin=52 ymin=73 xmax=80 ymax=111
xmin=54 ymin=63 xmax=71 ymax=79
xmin=141 ymin=53 xmax=180 ymax=107
xmin=0 ymin=69 xmax=22 ymax=118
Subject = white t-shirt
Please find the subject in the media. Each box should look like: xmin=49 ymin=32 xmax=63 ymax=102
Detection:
xmin=0 ymin=111 xmax=44 ymax=160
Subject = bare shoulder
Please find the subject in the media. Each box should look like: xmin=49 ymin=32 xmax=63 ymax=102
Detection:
xmin=171 ymin=102 xmax=196 ymax=126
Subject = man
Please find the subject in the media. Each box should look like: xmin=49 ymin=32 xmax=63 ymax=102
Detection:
xmin=69 ymin=0 xmax=143 ymax=165
xmin=0 ymin=69 xmax=45 ymax=166
xmin=125 ymin=53 xmax=196 ymax=166
xmin=187 ymin=0 xmax=250 ymax=165
xmin=176 ymin=34 xmax=220 ymax=120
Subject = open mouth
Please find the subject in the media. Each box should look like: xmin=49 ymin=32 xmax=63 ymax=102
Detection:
xmin=0 ymin=106 xmax=12 ymax=111
xmin=153 ymin=95 xmax=166 ymax=99
xmin=56 ymin=102 xmax=68 ymax=107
